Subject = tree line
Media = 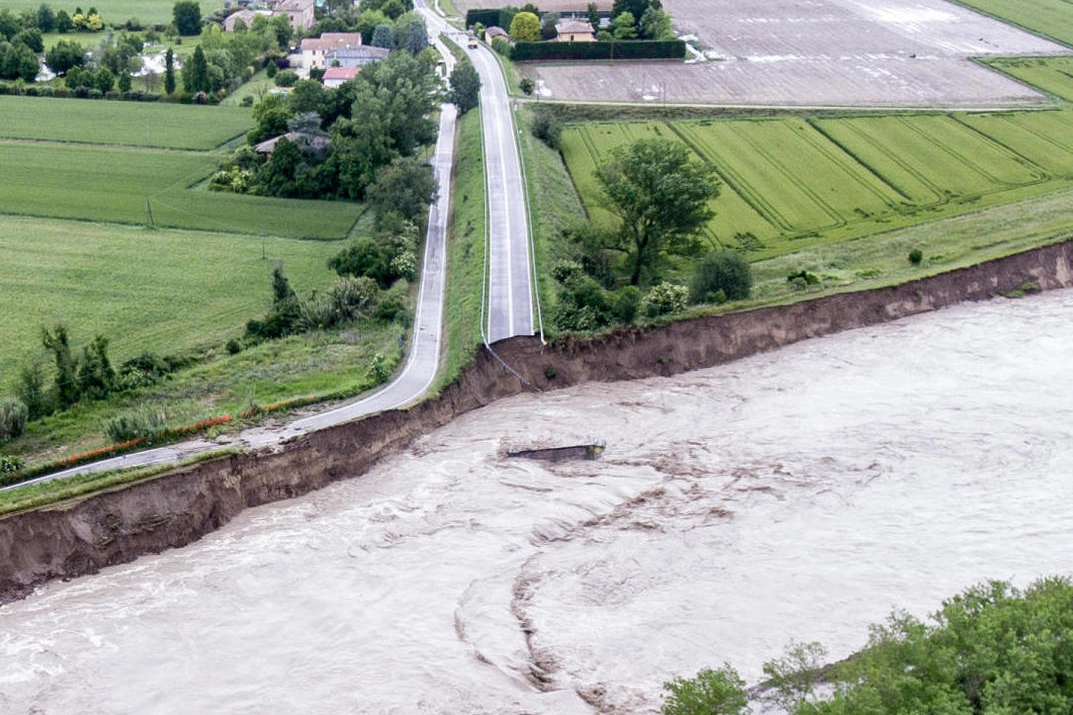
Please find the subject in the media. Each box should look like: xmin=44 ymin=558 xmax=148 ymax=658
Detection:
xmin=663 ymin=577 xmax=1073 ymax=714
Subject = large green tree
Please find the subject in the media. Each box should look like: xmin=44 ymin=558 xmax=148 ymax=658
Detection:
xmin=164 ymin=47 xmax=176 ymax=94
xmin=172 ymin=0 xmax=201 ymax=36
xmin=595 ymin=138 xmax=719 ymax=286
xmin=448 ymin=59 xmax=480 ymax=115
xmin=509 ymin=11 xmax=540 ymax=42
xmin=45 ymin=38 xmax=85 ymax=75
xmin=182 ymin=44 xmax=209 ymax=93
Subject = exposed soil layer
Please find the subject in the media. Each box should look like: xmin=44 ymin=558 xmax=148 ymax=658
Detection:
xmin=1 ymin=241 xmax=1071 ymax=605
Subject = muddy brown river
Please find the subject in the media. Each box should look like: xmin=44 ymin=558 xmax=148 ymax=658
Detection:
xmin=2 ymin=290 xmax=1072 ymax=714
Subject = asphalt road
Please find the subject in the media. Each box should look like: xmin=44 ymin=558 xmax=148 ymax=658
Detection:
xmin=466 ymin=39 xmax=536 ymax=342
xmin=4 ymin=7 xmax=538 ymax=490
xmin=3 ymin=35 xmax=462 ymax=489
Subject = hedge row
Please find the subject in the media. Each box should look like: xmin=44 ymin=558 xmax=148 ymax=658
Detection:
xmin=511 ymin=39 xmax=686 ymax=61
xmin=0 ymin=83 xmax=224 ymax=104
xmin=466 ymin=8 xmax=516 ymax=28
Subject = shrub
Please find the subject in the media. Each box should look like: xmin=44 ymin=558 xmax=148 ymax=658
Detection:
xmin=0 ymin=454 xmax=24 ymax=475
xmin=104 ymin=406 xmax=167 ymax=442
xmin=644 ymin=282 xmax=688 ymax=317
xmin=519 ymin=77 xmax=535 ymax=95
xmin=611 ymin=285 xmax=641 ymax=324
xmin=369 ymin=352 xmax=392 ymax=382
xmin=492 ymin=36 xmax=511 ymax=56
xmin=17 ymin=360 xmax=52 ymax=420
xmin=908 ymin=248 xmax=923 ymax=265
xmin=787 ymin=269 xmax=820 ymax=291
xmin=662 ymin=665 xmax=749 ymax=715
xmin=0 ymin=398 xmax=29 ymax=441
xmin=375 ymin=292 xmax=411 ymax=326
xmin=275 ymin=69 xmax=299 ymax=87
xmin=530 ymin=106 xmax=561 ymax=150
xmin=690 ymin=250 xmax=752 ymax=303
xmin=553 ymin=272 xmax=613 ymax=331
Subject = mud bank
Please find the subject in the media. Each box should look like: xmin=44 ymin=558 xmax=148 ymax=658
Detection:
xmin=2 ymin=241 xmax=1071 ymax=605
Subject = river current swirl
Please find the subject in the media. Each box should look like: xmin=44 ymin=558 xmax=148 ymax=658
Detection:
xmin=2 ymin=290 xmax=1072 ymax=714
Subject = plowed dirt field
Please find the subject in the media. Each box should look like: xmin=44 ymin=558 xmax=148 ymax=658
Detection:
xmin=507 ymin=0 xmax=1072 ymax=106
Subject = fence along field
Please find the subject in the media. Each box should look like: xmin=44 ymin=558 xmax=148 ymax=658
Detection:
xmin=560 ymin=104 xmax=1073 ymax=260
xmin=0 ymin=98 xmax=360 ymax=239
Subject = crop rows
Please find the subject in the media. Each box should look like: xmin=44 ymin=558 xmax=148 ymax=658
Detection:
xmin=952 ymin=0 xmax=1073 ymax=47
xmin=561 ymin=104 xmax=1073 ymax=259
xmin=0 ymin=140 xmax=360 ymax=239
xmin=0 ymin=96 xmax=252 ymax=150
xmin=986 ymin=56 xmax=1073 ymax=102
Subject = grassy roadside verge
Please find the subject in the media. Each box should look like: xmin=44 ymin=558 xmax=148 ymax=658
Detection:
xmin=436 ymin=107 xmax=487 ymax=390
xmin=516 ymin=104 xmax=587 ymax=335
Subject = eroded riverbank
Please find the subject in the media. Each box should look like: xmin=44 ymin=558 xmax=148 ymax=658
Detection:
xmin=1 ymin=286 xmax=1071 ymax=713
xmin=0 ymin=241 xmax=1071 ymax=606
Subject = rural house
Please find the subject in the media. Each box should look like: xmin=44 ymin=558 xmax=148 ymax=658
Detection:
xmin=274 ymin=0 xmax=315 ymax=30
xmin=484 ymin=25 xmax=510 ymax=44
xmin=300 ymin=32 xmax=366 ymax=71
xmin=554 ymin=19 xmax=596 ymax=42
xmin=223 ymin=8 xmax=267 ymax=32
xmin=223 ymin=0 xmax=314 ymax=32
xmin=329 ymin=45 xmax=390 ymax=69
xmin=322 ymin=66 xmax=359 ymax=87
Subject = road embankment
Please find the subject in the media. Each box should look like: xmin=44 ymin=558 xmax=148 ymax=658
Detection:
xmin=2 ymin=241 xmax=1071 ymax=605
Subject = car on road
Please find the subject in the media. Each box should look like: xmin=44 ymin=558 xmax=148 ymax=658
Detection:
xmin=467 ymin=38 xmax=478 ymax=49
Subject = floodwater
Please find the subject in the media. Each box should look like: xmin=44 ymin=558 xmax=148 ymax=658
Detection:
xmin=2 ymin=290 xmax=1072 ymax=714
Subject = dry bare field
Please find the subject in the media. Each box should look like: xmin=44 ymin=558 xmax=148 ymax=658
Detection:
xmin=451 ymin=0 xmax=611 ymax=14
xmin=523 ymin=0 xmax=1072 ymax=106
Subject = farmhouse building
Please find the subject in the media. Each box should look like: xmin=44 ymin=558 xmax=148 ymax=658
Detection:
xmin=223 ymin=0 xmax=314 ymax=33
xmin=223 ymin=9 xmax=267 ymax=32
xmin=275 ymin=0 xmax=315 ymax=31
xmin=484 ymin=25 xmax=510 ymax=44
xmin=300 ymin=32 xmax=366 ymax=71
xmin=322 ymin=66 xmax=360 ymax=87
xmin=329 ymin=45 xmax=390 ymax=68
xmin=554 ymin=19 xmax=596 ymax=42
xmin=253 ymin=132 xmax=330 ymax=156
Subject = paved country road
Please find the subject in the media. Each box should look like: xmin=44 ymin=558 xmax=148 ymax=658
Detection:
xmin=3 ymin=6 xmax=540 ymax=491
xmin=465 ymin=35 xmax=537 ymax=342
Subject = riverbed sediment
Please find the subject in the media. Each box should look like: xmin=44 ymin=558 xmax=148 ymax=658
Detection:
xmin=2 ymin=240 xmax=1071 ymax=605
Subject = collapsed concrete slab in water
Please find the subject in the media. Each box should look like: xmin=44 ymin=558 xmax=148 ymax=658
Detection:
xmin=1 ymin=240 xmax=1072 ymax=605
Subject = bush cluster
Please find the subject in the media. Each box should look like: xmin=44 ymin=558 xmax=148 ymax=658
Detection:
xmin=103 ymin=406 xmax=167 ymax=442
xmin=0 ymin=398 xmax=28 ymax=442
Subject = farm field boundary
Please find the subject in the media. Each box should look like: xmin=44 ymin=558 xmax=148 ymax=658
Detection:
xmin=951 ymin=0 xmax=1073 ymax=49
